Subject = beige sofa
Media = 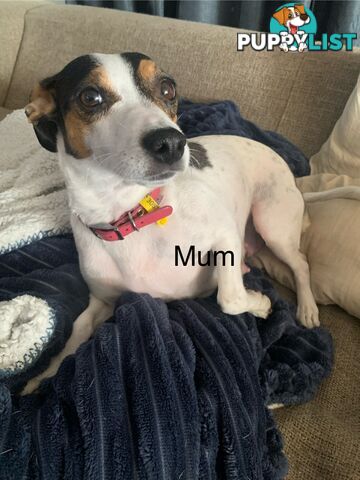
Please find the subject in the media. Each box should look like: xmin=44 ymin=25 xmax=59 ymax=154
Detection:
xmin=1 ymin=2 xmax=359 ymax=479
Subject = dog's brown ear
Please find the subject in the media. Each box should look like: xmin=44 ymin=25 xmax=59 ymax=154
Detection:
xmin=272 ymin=7 xmax=286 ymax=25
xmin=25 ymin=77 xmax=58 ymax=152
xmin=25 ymin=83 xmax=56 ymax=123
xmin=294 ymin=4 xmax=306 ymax=15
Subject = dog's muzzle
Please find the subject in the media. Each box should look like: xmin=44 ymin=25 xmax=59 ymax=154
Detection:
xmin=142 ymin=128 xmax=186 ymax=165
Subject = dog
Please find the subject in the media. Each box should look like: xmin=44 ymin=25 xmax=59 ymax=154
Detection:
xmin=273 ymin=4 xmax=310 ymax=52
xmin=22 ymin=52 xmax=319 ymax=394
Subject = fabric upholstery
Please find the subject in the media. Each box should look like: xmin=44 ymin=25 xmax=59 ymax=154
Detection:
xmin=1 ymin=3 xmax=360 ymax=157
xmin=274 ymin=284 xmax=360 ymax=480
xmin=0 ymin=2 xmax=42 ymax=106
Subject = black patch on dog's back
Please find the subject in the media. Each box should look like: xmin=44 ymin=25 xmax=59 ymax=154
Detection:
xmin=188 ymin=141 xmax=212 ymax=169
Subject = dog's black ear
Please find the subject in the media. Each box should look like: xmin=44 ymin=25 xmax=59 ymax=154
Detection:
xmin=25 ymin=76 xmax=59 ymax=152
xmin=33 ymin=116 xmax=58 ymax=153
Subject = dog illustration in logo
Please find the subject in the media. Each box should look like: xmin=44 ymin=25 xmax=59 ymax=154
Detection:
xmin=273 ymin=4 xmax=310 ymax=52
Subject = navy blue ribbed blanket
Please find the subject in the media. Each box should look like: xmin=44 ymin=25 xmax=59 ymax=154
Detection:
xmin=0 ymin=100 xmax=329 ymax=480
xmin=0 ymin=266 xmax=332 ymax=480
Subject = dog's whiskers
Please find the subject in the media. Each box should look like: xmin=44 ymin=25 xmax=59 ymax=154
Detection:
xmin=188 ymin=145 xmax=203 ymax=154
xmin=189 ymin=151 xmax=201 ymax=169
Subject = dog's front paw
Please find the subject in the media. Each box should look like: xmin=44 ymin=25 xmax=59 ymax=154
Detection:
xmin=297 ymin=301 xmax=320 ymax=328
xmin=298 ymin=42 xmax=308 ymax=52
xmin=280 ymin=43 xmax=289 ymax=52
xmin=218 ymin=290 xmax=271 ymax=318
xmin=218 ymin=292 xmax=248 ymax=316
xmin=246 ymin=290 xmax=272 ymax=319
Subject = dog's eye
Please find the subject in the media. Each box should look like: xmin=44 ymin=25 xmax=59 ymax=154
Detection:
xmin=79 ymin=88 xmax=103 ymax=108
xmin=288 ymin=13 xmax=292 ymax=18
xmin=160 ymin=79 xmax=176 ymax=101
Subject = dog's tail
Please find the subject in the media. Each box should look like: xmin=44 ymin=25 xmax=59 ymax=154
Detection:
xmin=303 ymin=186 xmax=360 ymax=203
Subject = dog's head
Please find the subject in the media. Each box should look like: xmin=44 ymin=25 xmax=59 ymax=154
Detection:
xmin=25 ymin=52 xmax=189 ymax=186
xmin=272 ymin=4 xmax=309 ymax=31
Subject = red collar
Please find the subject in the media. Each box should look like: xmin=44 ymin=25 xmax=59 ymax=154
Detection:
xmin=88 ymin=188 xmax=173 ymax=241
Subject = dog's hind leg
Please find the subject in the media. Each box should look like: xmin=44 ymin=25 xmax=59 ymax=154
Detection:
xmin=252 ymin=187 xmax=319 ymax=328
xmin=21 ymin=295 xmax=113 ymax=395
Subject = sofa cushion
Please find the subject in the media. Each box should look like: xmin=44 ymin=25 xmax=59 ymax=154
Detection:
xmin=310 ymin=74 xmax=360 ymax=177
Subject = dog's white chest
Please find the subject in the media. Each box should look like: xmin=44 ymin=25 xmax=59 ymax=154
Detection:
xmin=76 ymin=216 xmax=217 ymax=302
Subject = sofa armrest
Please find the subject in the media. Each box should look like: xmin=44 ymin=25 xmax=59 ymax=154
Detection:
xmin=0 ymin=1 xmax=45 ymax=107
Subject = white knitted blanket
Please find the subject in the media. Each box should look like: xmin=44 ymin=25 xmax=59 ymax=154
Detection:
xmin=0 ymin=110 xmax=70 ymax=255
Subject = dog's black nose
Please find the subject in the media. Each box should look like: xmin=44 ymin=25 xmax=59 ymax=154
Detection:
xmin=300 ymin=13 xmax=308 ymax=21
xmin=142 ymin=128 xmax=186 ymax=165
